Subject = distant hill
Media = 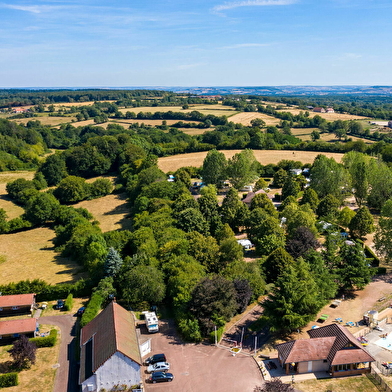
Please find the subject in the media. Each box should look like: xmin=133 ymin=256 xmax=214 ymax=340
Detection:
xmin=166 ymin=85 xmax=392 ymax=96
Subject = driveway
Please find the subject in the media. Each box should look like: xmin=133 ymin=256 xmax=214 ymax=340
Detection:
xmin=39 ymin=314 xmax=79 ymax=392
xmin=142 ymin=319 xmax=263 ymax=392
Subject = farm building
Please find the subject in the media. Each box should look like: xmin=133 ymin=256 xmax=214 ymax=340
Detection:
xmin=0 ymin=293 xmax=36 ymax=317
xmin=79 ymin=301 xmax=142 ymax=392
xmin=276 ymin=324 xmax=374 ymax=377
xmin=313 ymin=107 xmax=326 ymax=113
xmin=0 ymin=318 xmax=38 ymax=345
xmin=326 ymin=107 xmax=335 ymax=113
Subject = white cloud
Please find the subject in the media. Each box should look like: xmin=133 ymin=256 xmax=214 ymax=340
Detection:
xmin=221 ymin=43 xmax=271 ymax=49
xmin=213 ymin=0 xmax=297 ymax=12
xmin=0 ymin=3 xmax=72 ymax=13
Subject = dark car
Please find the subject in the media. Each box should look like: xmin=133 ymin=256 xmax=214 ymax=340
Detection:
xmin=144 ymin=353 xmax=166 ymax=366
xmin=56 ymin=300 xmax=64 ymax=309
xmin=148 ymin=372 xmax=174 ymax=384
xmin=77 ymin=307 xmax=85 ymax=316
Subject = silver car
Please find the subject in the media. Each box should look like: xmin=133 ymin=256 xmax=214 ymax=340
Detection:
xmin=147 ymin=362 xmax=170 ymax=373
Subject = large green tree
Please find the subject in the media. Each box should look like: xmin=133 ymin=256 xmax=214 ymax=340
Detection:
xmin=226 ymin=149 xmax=259 ymax=190
xmin=375 ymin=199 xmax=392 ymax=263
xmin=348 ymin=206 xmax=374 ymax=239
xmin=310 ymin=155 xmax=349 ymax=201
xmin=262 ymin=247 xmax=295 ymax=283
xmin=262 ymin=258 xmax=322 ymax=333
xmin=201 ymin=149 xmax=227 ymax=187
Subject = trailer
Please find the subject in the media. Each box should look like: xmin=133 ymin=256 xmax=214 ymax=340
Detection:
xmin=144 ymin=311 xmax=159 ymax=333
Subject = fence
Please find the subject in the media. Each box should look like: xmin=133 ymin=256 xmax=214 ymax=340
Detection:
xmin=374 ymin=361 xmax=392 ymax=376
xmin=368 ymin=366 xmax=392 ymax=392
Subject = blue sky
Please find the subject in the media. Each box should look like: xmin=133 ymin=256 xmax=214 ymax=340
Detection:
xmin=0 ymin=0 xmax=391 ymax=87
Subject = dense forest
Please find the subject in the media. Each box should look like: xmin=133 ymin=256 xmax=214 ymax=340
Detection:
xmin=1 ymin=89 xmax=392 ymax=340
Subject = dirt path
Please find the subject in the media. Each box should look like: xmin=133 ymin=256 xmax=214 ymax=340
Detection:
xmin=222 ymin=303 xmax=268 ymax=354
xmin=39 ymin=315 xmax=78 ymax=392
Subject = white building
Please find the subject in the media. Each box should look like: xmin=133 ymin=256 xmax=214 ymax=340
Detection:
xmin=79 ymin=301 xmax=142 ymax=392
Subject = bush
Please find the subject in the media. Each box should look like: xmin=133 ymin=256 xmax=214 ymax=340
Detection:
xmin=80 ymin=292 xmax=104 ymax=328
xmin=30 ymin=329 xmax=58 ymax=347
xmin=209 ymin=326 xmax=224 ymax=344
xmin=0 ymin=278 xmax=92 ymax=302
xmin=64 ymin=293 xmax=73 ymax=311
xmin=0 ymin=373 xmax=18 ymax=388
xmin=177 ymin=316 xmax=202 ymax=343
xmin=376 ymin=267 xmax=387 ymax=275
xmin=364 ymin=245 xmax=380 ymax=267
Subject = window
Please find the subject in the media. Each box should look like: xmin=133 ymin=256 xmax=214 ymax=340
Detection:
xmin=0 ymin=307 xmax=3 ymax=311
xmin=336 ymin=364 xmax=350 ymax=371
xmin=12 ymin=306 xmax=19 ymax=311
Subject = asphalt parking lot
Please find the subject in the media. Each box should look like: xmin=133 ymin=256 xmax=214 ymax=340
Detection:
xmin=142 ymin=319 xmax=263 ymax=392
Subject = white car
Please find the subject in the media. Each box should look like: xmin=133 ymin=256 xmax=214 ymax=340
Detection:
xmin=147 ymin=362 xmax=170 ymax=373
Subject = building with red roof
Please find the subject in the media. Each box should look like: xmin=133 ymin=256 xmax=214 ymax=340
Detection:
xmin=79 ymin=301 xmax=142 ymax=392
xmin=0 ymin=318 xmax=38 ymax=344
xmin=0 ymin=294 xmax=36 ymax=317
xmin=276 ymin=324 xmax=374 ymax=377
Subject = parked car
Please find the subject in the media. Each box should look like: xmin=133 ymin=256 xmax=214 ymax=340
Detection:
xmin=148 ymin=372 xmax=174 ymax=383
xmin=144 ymin=353 xmax=166 ymax=366
xmin=147 ymin=362 xmax=170 ymax=373
xmin=56 ymin=300 xmax=64 ymax=309
xmin=77 ymin=307 xmax=85 ymax=316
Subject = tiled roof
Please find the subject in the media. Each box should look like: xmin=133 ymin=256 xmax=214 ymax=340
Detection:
xmin=308 ymin=324 xmax=375 ymax=364
xmin=278 ymin=324 xmax=375 ymax=367
xmin=79 ymin=302 xmax=142 ymax=384
xmin=242 ymin=189 xmax=273 ymax=204
xmin=0 ymin=294 xmax=35 ymax=308
xmin=0 ymin=318 xmax=37 ymax=335
xmin=277 ymin=337 xmax=335 ymax=364
xmin=332 ymin=349 xmax=374 ymax=366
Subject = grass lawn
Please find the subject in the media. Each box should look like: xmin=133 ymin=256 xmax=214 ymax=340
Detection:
xmin=0 ymin=325 xmax=60 ymax=392
xmin=296 ymin=375 xmax=379 ymax=392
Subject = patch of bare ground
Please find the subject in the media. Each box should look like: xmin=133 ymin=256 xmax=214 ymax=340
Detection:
xmin=0 ymin=227 xmax=84 ymax=285
xmin=158 ymin=150 xmax=344 ymax=173
xmin=73 ymin=192 xmax=132 ymax=232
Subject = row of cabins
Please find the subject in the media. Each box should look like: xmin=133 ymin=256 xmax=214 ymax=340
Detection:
xmin=0 ymin=294 xmax=38 ymax=344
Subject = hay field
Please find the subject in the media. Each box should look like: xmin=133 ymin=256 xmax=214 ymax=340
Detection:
xmin=107 ymin=119 xmax=198 ymax=126
xmin=290 ymin=128 xmax=375 ymax=144
xmin=0 ymin=171 xmax=34 ymax=219
xmin=118 ymin=105 xmax=238 ymax=117
xmin=13 ymin=116 xmax=76 ymax=126
xmin=0 ymin=227 xmax=84 ymax=285
xmin=158 ymin=150 xmax=344 ymax=172
xmin=276 ymin=108 xmax=369 ymax=121
xmin=229 ymin=112 xmax=280 ymax=126
xmin=74 ymin=193 xmax=132 ymax=232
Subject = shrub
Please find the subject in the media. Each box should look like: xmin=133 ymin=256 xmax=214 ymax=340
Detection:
xmin=376 ymin=267 xmax=387 ymax=275
xmin=80 ymin=292 xmax=104 ymax=328
xmin=209 ymin=326 xmax=224 ymax=344
xmin=30 ymin=329 xmax=58 ymax=347
xmin=0 ymin=373 xmax=18 ymax=388
xmin=64 ymin=293 xmax=73 ymax=311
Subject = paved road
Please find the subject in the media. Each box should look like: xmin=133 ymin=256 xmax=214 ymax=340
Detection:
xmin=39 ymin=314 xmax=79 ymax=392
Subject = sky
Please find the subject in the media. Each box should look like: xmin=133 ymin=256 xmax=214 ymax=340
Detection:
xmin=0 ymin=0 xmax=391 ymax=87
